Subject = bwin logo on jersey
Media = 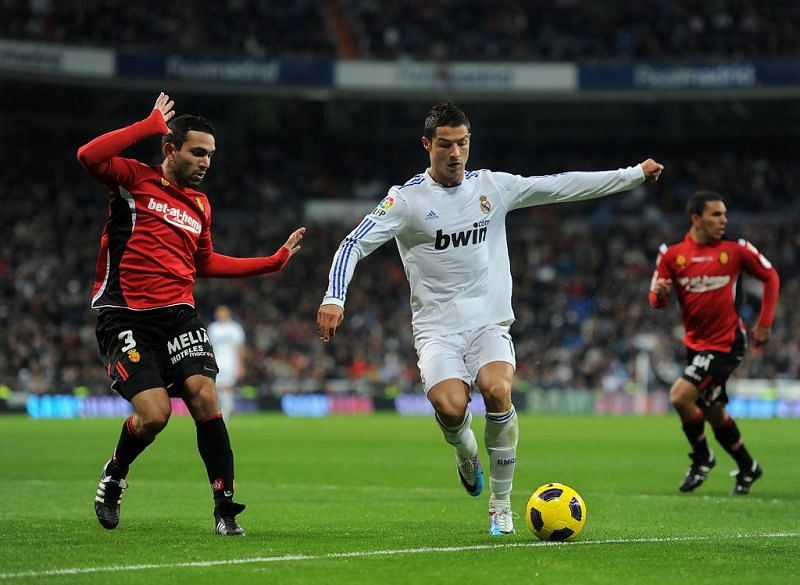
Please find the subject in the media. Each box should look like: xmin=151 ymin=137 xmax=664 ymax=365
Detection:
xmin=434 ymin=220 xmax=489 ymax=250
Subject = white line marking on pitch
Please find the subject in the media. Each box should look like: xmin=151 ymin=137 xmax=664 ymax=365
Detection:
xmin=1 ymin=532 xmax=797 ymax=580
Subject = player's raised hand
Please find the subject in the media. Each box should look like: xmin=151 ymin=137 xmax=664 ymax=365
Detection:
xmin=317 ymin=304 xmax=344 ymax=342
xmin=640 ymin=158 xmax=664 ymax=182
xmin=282 ymin=227 xmax=306 ymax=257
xmin=154 ymin=92 xmax=175 ymax=124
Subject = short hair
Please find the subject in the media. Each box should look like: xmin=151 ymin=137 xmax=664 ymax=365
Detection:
xmin=687 ymin=190 xmax=727 ymax=217
xmin=424 ymin=101 xmax=470 ymax=140
xmin=162 ymin=114 xmax=215 ymax=150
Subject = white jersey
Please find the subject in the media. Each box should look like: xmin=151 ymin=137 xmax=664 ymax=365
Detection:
xmin=322 ymin=166 xmax=645 ymax=337
xmin=208 ymin=319 xmax=245 ymax=386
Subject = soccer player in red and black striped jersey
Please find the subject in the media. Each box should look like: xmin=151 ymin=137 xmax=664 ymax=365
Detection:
xmin=649 ymin=190 xmax=779 ymax=495
xmin=78 ymin=93 xmax=306 ymax=535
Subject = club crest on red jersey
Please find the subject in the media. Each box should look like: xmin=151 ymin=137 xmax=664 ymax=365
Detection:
xmin=676 ymin=255 xmax=686 ymax=267
xmin=160 ymin=177 xmax=170 ymax=187
xmin=719 ymin=252 xmax=729 ymax=265
xmin=195 ymin=197 xmax=205 ymax=212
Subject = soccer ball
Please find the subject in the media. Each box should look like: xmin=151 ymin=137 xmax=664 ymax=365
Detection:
xmin=525 ymin=482 xmax=587 ymax=541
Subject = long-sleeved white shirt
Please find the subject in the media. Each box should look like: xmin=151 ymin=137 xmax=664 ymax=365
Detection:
xmin=323 ymin=165 xmax=645 ymax=337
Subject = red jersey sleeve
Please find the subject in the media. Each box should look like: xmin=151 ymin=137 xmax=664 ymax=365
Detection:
xmin=648 ymin=243 xmax=672 ymax=309
xmin=77 ymin=109 xmax=169 ymax=190
xmin=196 ymin=247 xmax=291 ymax=278
xmin=738 ymin=240 xmax=780 ymax=328
xmin=194 ymin=201 xmax=292 ymax=277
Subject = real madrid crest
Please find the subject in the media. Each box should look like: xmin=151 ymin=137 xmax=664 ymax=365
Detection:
xmin=719 ymin=252 xmax=729 ymax=265
xmin=479 ymin=195 xmax=491 ymax=214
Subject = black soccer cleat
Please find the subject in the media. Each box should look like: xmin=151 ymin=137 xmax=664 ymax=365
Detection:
xmin=679 ymin=451 xmax=716 ymax=492
xmin=731 ymin=461 xmax=763 ymax=496
xmin=94 ymin=460 xmax=128 ymax=530
xmin=214 ymin=500 xmax=247 ymax=536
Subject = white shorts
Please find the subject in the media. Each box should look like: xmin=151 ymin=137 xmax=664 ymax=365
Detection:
xmin=414 ymin=323 xmax=516 ymax=393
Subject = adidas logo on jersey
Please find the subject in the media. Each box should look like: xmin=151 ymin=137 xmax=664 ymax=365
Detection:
xmin=425 ymin=210 xmax=439 ymax=221
xmin=434 ymin=220 xmax=489 ymax=250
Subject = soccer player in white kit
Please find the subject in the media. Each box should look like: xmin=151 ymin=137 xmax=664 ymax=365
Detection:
xmin=316 ymin=101 xmax=664 ymax=535
xmin=208 ymin=305 xmax=246 ymax=422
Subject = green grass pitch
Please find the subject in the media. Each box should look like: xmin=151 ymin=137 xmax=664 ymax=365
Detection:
xmin=0 ymin=413 xmax=798 ymax=584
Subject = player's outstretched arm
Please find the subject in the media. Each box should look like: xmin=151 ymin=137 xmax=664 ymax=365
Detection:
xmin=317 ymin=304 xmax=344 ymax=343
xmin=77 ymin=92 xmax=176 ymax=178
xmin=639 ymin=158 xmax=664 ymax=182
xmin=196 ymin=226 xmax=306 ymax=277
xmin=505 ymin=158 xmax=665 ymax=210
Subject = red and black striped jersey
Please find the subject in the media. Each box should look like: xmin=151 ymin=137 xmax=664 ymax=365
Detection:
xmin=648 ymin=233 xmax=779 ymax=352
xmin=78 ymin=110 xmax=290 ymax=310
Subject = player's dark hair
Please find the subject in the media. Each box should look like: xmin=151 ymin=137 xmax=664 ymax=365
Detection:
xmin=687 ymin=190 xmax=726 ymax=217
xmin=162 ymin=114 xmax=215 ymax=150
xmin=424 ymin=101 xmax=470 ymax=140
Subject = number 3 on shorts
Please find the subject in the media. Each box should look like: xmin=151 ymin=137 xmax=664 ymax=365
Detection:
xmin=118 ymin=329 xmax=136 ymax=352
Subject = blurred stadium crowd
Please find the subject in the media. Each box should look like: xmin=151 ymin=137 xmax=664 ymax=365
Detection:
xmin=3 ymin=0 xmax=800 ymax=61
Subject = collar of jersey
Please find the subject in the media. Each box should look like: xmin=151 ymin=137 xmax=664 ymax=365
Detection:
xmin=425 ymin=168 xmax=463 ymax=189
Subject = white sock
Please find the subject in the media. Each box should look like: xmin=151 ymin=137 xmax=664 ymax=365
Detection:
xmin=484 ymin=406 xmax=518 ymax=499
xmin=435 ymin=409 xmax=478 ymax=459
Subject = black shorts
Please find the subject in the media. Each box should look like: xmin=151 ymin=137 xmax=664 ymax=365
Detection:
xmin=96 ymin=306 xmax=218 ymax=401
xmin=681 ymin=333 xmax=745 ymax=407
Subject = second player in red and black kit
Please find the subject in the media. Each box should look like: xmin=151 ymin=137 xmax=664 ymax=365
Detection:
xmin=78 ymin=92 xmax=306 ymax=535
xmin=649 ymin=190 xmax=779 ymax=495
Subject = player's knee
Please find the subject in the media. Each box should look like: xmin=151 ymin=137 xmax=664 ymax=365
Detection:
xmin=184 ymin=375 xmax=215 ymax=400
xmin=182 ymin=376 xmax=221 ymax=421
xmin=428 ymin=380 xmax=471 ymax=421
xmin=430 ymin=395 xmax=468 ymax=421
xmin=669 ymin=393 xmax=693 ymax=415
xmin=669 ymin=381 xmax=695 ymax=409
xmin=138 ymin=409 xmax=170 ymax=436
xmin=131 ymin=390 xmax=172 ymax=437
xmin=705 ymin=404 xmax=728 ymax=427
xmin=481 ymin=381 xmax=512 ymax=411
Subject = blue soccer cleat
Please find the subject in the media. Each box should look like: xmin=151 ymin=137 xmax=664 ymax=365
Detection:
xmin=457 ymin=453 xmax=484 ymax=497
